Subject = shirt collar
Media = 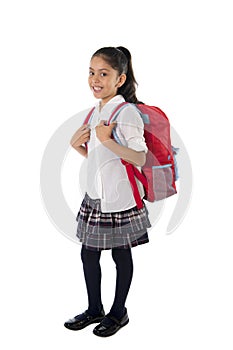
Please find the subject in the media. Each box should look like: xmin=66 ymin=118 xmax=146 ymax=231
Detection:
xmin=95 ymin=95 xmax=125 ymax=113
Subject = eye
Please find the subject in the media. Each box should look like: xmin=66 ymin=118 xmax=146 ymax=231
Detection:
xmin=100 ymin=72 xmax=107 ymax=77
xmin=89 ymin=71 xmax=94 ymax=76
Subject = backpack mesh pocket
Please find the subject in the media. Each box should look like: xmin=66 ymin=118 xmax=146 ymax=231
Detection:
xmin=152 ymin=164 xmax=176 ymax=200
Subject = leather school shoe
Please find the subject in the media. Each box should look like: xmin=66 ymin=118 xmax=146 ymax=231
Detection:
xmin=64 ymin=309 xmax=105 ymax=331
xmin=93 ymin=310 xmax=129 ymax=337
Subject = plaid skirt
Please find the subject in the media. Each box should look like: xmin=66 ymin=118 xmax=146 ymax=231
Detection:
xmin=76 ymin=193 xmax=151 ymax=251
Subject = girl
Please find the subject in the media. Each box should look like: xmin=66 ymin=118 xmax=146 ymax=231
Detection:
xmin=64 ymin=46 xmax=151 ymax=337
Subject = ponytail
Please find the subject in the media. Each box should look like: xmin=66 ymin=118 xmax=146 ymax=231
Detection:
xmin=91 ymin=46 xmax=142 ymax=104
xmin=116 ymin=46 xmax=140 ymax=104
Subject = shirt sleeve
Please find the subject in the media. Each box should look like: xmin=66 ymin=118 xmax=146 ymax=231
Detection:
xmin=115 ymin=104 xmax=148 ymax=153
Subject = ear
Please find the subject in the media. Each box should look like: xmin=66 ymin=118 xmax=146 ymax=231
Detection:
xmin=116 ymin=74 xmax=126 ymax=88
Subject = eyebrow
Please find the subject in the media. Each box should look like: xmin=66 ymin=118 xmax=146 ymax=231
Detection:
xmin=89 ymin=67 xmax=111 ymax=71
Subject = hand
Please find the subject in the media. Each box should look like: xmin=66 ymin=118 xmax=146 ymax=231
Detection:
xmin=70 ymin=124 xmax=90 ymax=148
xmin=95 ymin=120 xmax=117 ymax=143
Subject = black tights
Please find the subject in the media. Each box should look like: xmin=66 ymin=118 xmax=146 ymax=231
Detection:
xmin=81 ymin=245 xmax=133 ymax=320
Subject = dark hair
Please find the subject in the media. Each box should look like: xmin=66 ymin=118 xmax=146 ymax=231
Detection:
xmin=91 ymin=46 xmax=141 ymax=104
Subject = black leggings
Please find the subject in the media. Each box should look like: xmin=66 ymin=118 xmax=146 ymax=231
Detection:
xmin=81 ymin=245 xmax=133 ymax=320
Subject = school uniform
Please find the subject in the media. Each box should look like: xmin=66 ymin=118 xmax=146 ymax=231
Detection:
xmin=76 ymin=95 xmax=151 ymax=250
xmin=65 ymin=95 xmax=151 ymax=333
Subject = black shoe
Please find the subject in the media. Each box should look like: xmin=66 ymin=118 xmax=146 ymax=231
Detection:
xmin=64 ymin=309 xmax=105 ymax=331
xmin=93 ymin=309 xmax=129 ymax=337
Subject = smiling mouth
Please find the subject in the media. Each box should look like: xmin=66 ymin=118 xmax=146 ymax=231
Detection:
xmin=92 ymin=86 xmax=103 ymax=92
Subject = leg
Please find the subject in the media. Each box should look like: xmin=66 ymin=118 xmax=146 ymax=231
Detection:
xmin=110 ymin=248 xmax=134 ymax=319
xmin=92 ymin=248 xmax=133 ymax=337
xmin=81 ymin=245 xmax=103 ymax=316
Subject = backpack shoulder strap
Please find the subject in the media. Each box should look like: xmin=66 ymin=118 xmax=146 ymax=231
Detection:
xmin=83 ymin=107 xmax=95 ymax=125
xmin=108 ymin=102 xmax=147 ymax=210
xmin=108 ymin=102 xmax=130 ymax=124
xmin=83 ymin=107 xmax=95 ymax=151
xmin=107 ymin=102 xmax=130 ymax=145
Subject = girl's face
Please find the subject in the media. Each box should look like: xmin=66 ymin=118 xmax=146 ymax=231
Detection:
xmin=88 ymin=56 xmax=126 ymax=107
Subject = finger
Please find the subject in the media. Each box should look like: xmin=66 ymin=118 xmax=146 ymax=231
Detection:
xmin=99 ymin=120 xmax=107 ymax=126
xmin=72 ymin=130 xmax=90 ymax=143
xmin=109 ymin=122 xmax=117 ymax=129
xmin=80 ymin=124 xmax=90 ymax=131
xmin=75 ymin=135 xmax=89 ymax=144
xmin=82 ymin=129 xmax=90 ymax=135
xmin=81 ymin=137 xmax=90 ymax=143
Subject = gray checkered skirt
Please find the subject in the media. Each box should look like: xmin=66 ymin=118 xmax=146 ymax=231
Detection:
xmin=76 ymin=193 xmax=151 ymax=251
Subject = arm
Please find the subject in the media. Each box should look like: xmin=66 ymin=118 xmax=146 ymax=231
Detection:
xmin=70 ymin=124 xmax=90 ymax=158
xmin=102 ymin=139 xmax=146 ymax=167
xmin=95 ymin=121 xmax=146 ymax=167
xmin=73 ymin=145 xmax=88 ymax=158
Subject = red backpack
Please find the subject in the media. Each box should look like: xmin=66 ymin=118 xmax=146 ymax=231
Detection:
xmin=83 ymin=102 xmax=178 ymax=209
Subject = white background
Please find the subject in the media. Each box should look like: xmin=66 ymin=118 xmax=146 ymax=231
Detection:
xmin=1 ymin=0 xmax=232 ymax=349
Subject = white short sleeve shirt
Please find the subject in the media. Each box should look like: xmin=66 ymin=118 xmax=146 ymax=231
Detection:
xmin=84 ymin=95 xmax=148 ymax=213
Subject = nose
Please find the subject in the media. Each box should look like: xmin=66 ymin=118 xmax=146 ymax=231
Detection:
xmin=92 ymin=75 xmax=100 ymax=84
